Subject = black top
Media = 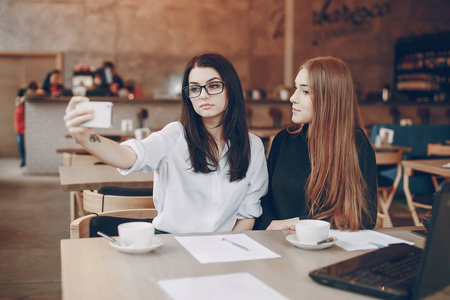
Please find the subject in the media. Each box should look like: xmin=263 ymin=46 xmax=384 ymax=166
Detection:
xmin=254 ymin=125 xmax=378 ymax=230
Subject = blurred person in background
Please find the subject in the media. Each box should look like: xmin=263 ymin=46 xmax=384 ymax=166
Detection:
xmin=41 ymin=69 xmax=72 ymax=96
xmin=86 ymin=69 xmax=113 ymax=97
xmin=14 ymin=81 xmax=38 ymax=167
xmin=101 ymin=61 xmax=127 ymax=96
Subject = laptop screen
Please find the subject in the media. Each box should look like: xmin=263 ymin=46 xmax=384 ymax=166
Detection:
xmin=413 ymin=182 xmax=450 ymax=299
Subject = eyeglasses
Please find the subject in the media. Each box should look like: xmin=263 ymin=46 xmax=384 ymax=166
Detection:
xmin=183 ymin=81 xmax=226 ymax=98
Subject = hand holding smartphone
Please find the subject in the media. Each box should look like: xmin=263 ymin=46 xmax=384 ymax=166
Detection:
xmin=76 ymin=101 xmax=113 ymax=128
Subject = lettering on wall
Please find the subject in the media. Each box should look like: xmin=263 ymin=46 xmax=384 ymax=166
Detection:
xmin=313 ymin=0 xmax=390 ymax=26
xmin=311 ymin=0 xmax=391 ymax=44
xmin=271 ymin=0 xmax=390 ymax=40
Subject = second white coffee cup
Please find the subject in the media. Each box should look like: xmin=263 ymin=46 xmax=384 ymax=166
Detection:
xmin=295 ymin=219 xmax=330 ymax=245
xmin=118 ymin=222 xmax=154 ymax=247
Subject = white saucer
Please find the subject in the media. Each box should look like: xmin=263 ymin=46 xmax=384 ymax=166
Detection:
xmin=286 ymin=234 xmax=336 ymax=250
xmin=442 ymin=163 xmax=450 ymax=168
xmin=110 ymin=237 xmax=164 ymax=254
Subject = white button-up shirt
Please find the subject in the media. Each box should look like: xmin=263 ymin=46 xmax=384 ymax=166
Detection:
xmin=118 ymin=122 xmax=268 ymax=233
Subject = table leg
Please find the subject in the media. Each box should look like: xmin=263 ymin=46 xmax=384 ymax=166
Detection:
xmin=403 ymin=171 xmax=422 ymax=226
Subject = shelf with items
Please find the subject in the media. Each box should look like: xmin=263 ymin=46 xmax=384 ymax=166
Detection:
xmin=394 ymin=31 xmax=450 ymax=103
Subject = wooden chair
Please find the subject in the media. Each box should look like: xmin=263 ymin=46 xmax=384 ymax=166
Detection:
xmin=427 ymin=143 xmax=450 ymax=190
xmin=82 ymin=190 xmax=154 ymax=213
xmin=70 ymin=208 xmax=158 ymax=239
xmin=427 ymin=143 xmax=450 ymax=156
xmin=375 ymin=150 xmax=403 ymax=224
xmin=375 ymin=212 xmax=393 ymax=228
xmin=63 ymin=154 xmax=104 ymax=221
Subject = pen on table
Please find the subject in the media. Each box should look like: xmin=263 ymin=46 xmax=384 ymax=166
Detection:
xmin=222 ymin=238 xmax=249 ymax=251
xmin=369 ymin=242 xmax=386 ymax=249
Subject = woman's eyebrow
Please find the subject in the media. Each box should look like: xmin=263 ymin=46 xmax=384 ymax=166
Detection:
xmin=206 ymin=77 xmax=221 ymax=83
xmin=189 ymin=77 xmax=222 ymax=85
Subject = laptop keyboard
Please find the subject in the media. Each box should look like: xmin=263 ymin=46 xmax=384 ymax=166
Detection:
xmin=343 ymin=247 xmax=422 ymax=287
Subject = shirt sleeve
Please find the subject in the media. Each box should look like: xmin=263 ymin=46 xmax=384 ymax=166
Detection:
xmin=236 ymin=134 xmax=269 ymax=220
xmin=117 ymin=122 xmax=181 ymax=175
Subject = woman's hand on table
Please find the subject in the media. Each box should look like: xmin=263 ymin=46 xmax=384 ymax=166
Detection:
xmin=266 ymin=217 xmax=298 ymax=231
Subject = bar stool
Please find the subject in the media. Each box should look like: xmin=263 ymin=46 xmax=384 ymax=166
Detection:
xmin=375 ymin=150 xmax=403 ymax=225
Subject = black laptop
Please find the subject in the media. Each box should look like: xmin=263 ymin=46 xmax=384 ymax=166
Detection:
xmin=309 ymin=182 xmax=450 ymax=299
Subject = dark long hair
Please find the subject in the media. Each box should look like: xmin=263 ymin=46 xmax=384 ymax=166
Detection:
xmin=181 ymin=53 xmax=250 ymax=182
xmin=42 ymin=69 xmax=61 ymax=93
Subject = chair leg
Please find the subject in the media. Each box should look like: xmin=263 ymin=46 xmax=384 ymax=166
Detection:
xmin=431 ymin=175 xmax=439 ymax=191
xmin=378 ymin=197 xmax=393 ymax=225
xmin=403 ymin=172 xmax=422 ymax=226
xmin=69 ymin=191 xmax=76 ymax=222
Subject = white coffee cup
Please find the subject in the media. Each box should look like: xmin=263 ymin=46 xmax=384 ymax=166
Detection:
xmin=279 ymin=89 xmax=289 ymax=101
xmin=118 ymin=222 xmax=154 ymax=247
xmin=134 ymin=127 xmax=151 ymax=141
xmin=121 ymin=119 xmax=133 ymax=133
xmin=295 ymin=219 xmax=330 ymax=245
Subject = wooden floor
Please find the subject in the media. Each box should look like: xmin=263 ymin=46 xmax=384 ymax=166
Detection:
xmin=0 ymin=157 xmax=426 ymax=299
xmin=0 ymin=158 xmax=69 ymax=300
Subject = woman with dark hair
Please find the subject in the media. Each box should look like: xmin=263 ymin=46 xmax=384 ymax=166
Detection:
xmin=254 ymin=56 xmax=377 ymax=231
xmin=64 ymin=53 xmax=268 ymax=234
xmin=42 ymin=69 xmax=64 ymax=96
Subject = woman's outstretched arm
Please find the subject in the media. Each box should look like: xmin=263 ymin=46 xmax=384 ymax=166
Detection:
xmin=64 ymin=96 xmax=137 ymax=169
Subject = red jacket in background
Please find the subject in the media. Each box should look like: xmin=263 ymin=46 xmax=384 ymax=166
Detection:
xmin=14 ymin=104 xmax=25 ymax=135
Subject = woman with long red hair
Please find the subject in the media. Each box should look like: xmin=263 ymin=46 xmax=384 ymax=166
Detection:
xmin=254 ymin=56 xmax=377 ymax=231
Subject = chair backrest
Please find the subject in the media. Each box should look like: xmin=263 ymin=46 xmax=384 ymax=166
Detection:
xmin=83 ymin=190 xmax=154 ymax=213
xmin=427 ymin=143 xmax=450 ymax=156
xmin=70 ymin=208 xmax=158 ymax=239
xmin=375 ymin=150 xmax=403 ymax=165
xmin=375 ymin=212 xmax=393 ymax=228
xmin=266 ymin=135 xmax=276 ymax=159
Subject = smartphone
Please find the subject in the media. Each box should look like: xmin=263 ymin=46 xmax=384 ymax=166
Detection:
xmin=76 ymin=101 xmax=113 ymax=128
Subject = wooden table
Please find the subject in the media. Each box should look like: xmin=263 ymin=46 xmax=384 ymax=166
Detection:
xmin=60 ymin=227 xmax=449 ymax=300
xmin=65 ymin=131 xmax=135 ymax=141
xmin=373 ymin=144 xmax=412 ymax=153
xmin=402 ymin=158 xmax=450 ymax=226
xmin=56 ymin=142 xmax=89 ymax=154
xmin=59 ymin=165 xmax=153 ymax=192
xmin=56 ymin=143 xmax=95 ymax=166
xmin=59 ymin=165 xmax=153 ymax=220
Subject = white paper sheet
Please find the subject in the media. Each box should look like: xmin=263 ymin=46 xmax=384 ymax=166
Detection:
xmin=157 ymin=272 xmax=289 ymax=300
xmin=330 ymin=229 xmax=415 ymax=251
xmin=174 ymin=234 xmax=280 ymax=264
